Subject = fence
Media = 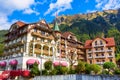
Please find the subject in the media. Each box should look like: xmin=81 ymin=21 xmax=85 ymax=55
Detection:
xmin=33 ymin=74 xmax=120 ymax=80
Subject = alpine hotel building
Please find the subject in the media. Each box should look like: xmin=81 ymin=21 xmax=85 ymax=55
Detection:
xmin=0 ymin=20 xmax=85 ymax=71
xmin=85 ymin=37 xmax=116 ymax=65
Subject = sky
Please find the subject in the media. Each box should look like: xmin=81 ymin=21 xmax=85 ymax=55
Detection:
xmin=0 ymin=0 xmax=120 ymax=30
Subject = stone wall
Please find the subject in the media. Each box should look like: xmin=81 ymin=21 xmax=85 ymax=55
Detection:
xmin=33 ymin=74 xmax=120 ymax=80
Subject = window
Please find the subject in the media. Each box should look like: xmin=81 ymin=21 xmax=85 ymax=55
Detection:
xmin=34 ymin=28 xmax=37 ymax=32
xmin=110 ymin=59 xmax=112 ymax=62
xmin=100 ymin=40 xmax=103 ymax=45
xmin=41 ymin=39 xmax=44 ymax=42
xmin=108 ymin=47 xmax=111 ymax=50
xmin=97 ymin=60 xmax=99 ymax=62
xmin=101 ymin=53 xmax=104 ymax=56
xmin=95 ymin=41 xmax=97 ymax=45
xmin=95 ymin=48 xmax=98 ymax=51
xmin=0 ymin=66 xmax=6 ymax=70
xmin=96 ymin=54 xmax=98 ymax=56
xmin=109 ymin=53 xmax=112 ymax=56
xmin=88 ymin=49 xmax=91 ymax=51
xmin=41 ymin=31 xmax=45 ymax=35
xmin=102 ymin=60 xmax=105 ymax=62
xmin=11 ymin=65 xmax=17 ymax=70
xmin=27 ymin=64 xmax=33 ymax=70
xmin=90 ymin=60 xmax=92 ymax=64
xmin=89 ymin=54 xmax=91 ymax=57
xmin=32 ymin=37 xmax=37 ymax=41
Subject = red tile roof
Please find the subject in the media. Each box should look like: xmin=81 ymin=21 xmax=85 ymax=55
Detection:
xmin=15 ymin=21 xmax=26 ymax=27
xmin=62 ymin=32 xmax=74 ymax=38
xmin=84 ymin=37 xmax=115 ymax=48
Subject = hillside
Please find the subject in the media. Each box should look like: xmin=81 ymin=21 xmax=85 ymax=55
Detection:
xmin=52 ymin=9 xmax=120 ymax=54
xmin=0 ymin=30 xmax=8 ymax=55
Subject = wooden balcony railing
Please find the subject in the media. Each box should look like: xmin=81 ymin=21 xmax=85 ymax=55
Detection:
xmin=31 ymin=32 xmax=54 ymax=40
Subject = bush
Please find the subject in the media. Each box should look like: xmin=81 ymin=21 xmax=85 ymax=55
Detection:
xmin=42 ymin=69 xmax=48 ymax=75
xmin=68 ymin=68 xmax=76 ymax=74
xmin=85 ymin=64 xmax=101 ymax=74
xmin=54 ymin=66 xmax=68 ymax=75
xmin=102 ymin=69 xmax=109 ymax=75
xmin=103 ymin=62 xmax=115 ymax=70
xmin=76 ymin=61 xmax=86 ymax=74
xmin=30 ymin=62 xmax=40 ymax=77
xmin=114 ymin=68 xmax=120 ymax=74
xmin=44 ymin=60 xmax=52 ymax=70
xmin=85 ymin=63 xmax=92 ymax=74
xmin=90 ymin=64 xmax=101 ymax=74
xmin=60 ymin=67 xmax=68 ymax=74
xmin=49 ymin=69 xmax=57 ymax=75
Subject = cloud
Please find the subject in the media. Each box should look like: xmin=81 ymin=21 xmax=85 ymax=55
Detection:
xmin=86 ymin=10 xmax=97 ymax=13
xmin=37 ymin=0 xmax=47 ymax=5
xmin=23 ymin=8 xmax=40 ymax=15
xmin=0 ymin=0 xmax=40 ymax=30
xmin=44 ymin=0 xmax=73 ymax=16
xmin=0 ymin=16 xmax=17 ymax=30
xmin=95 ymin=0 xmax=120 ymax=10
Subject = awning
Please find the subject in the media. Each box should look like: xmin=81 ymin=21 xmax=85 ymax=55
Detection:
xmin=26 ymin=59 xmax=39 ymax=65
xmin=53 ymin=61 xmax=60 ymax=66
xmin=61 ymin=61 xmax=68 ymax=66
xmin=9 ymin=60 xmax=18 ymax=66
xmin=0 ymin=61 xmax=7 ymax=67
xmin=53 ymin=61 xmax=68 ymax=66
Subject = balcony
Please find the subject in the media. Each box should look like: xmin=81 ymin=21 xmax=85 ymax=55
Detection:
xmin=31 ymin=32 xmax=54 ymax=40
xmin=88 ymin=56 xmax=92 ymax=58
xmin=77 ymin=51 xmax=84 ymax=55
xmin=107 ymin=49 xmax=113 ymax=52
xmin=95 ymin=56 xmax=105 ymax=58
xmin=43 ymin=50 xmax=53 ymax=56
xmin=94 ymin=50 xmax=105 ymax=53
xmin=61 ymin=48 xmax=65 ymax=51
xmin=34 ymin=48 xmax=41 ymax=54
xmin=78 ymin=56 xmax=84 ymax=60
xmin=94 ymin=44 xmax=104 ymax=47
xmin=87 ymin=51 xmax=92 ymax=53
xmin=108 ymin=55 xmax=114 ymax=58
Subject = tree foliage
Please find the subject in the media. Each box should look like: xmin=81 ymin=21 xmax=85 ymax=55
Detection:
xmin=103 ymin=62 xmax=115 ymax=69
xmin=85 ymin=64 xmax=101 ymax=74
xmin=76 ymin=61 xmax=86 ymax=74
xmin=30 ymin=62 xmax=40 ymax=77
xmin=44 ymin=60 xmax=52 ymax=70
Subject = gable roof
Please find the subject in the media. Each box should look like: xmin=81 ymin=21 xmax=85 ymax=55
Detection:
xmin=15 ymin=21 xmax=26 ymax=27
xmin=62 ymin=32 xmax=74 ymax=38
xmin=84 ymin=37 xmax=115 ymax=48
